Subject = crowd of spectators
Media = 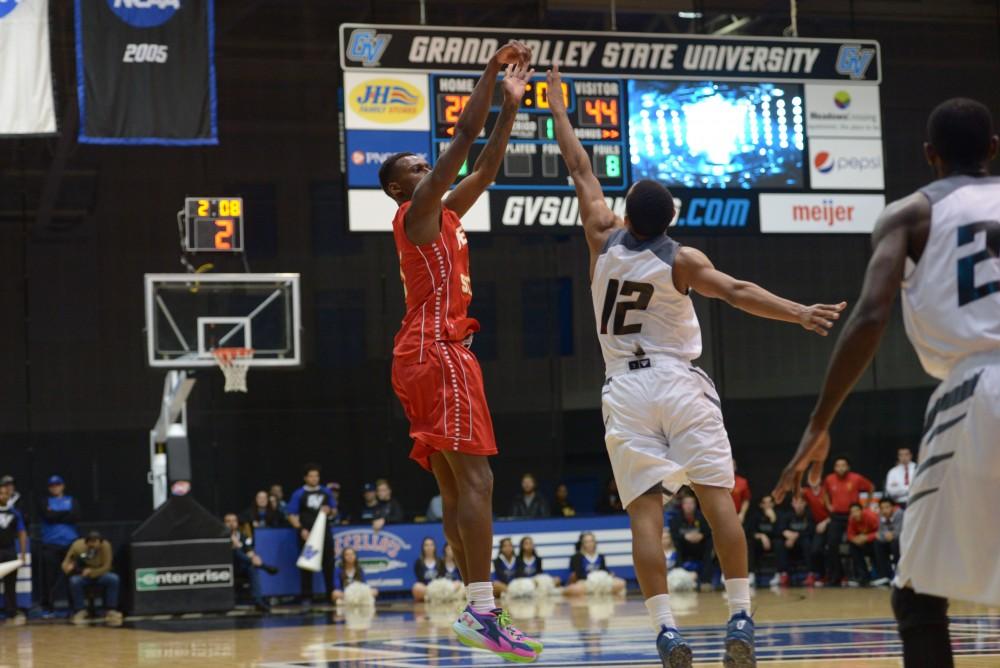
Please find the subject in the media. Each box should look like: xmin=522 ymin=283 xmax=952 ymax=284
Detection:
xmin=663 ymin=448 xmax=915 ymax=590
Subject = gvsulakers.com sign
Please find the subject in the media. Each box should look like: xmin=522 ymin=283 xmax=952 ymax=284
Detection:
xmin=135 ymin=565 xmax=233 ymax=591
xmin=344 ymin=72 xmax=429 ymax=131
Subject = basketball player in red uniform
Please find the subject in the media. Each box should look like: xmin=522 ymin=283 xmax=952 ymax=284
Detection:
xmin=378 ymin=42 xmax=542 ymax=663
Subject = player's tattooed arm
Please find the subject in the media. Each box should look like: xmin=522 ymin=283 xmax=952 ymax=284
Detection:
xmin=772 ymin=193 xmax=929 ymax=502
xmin=406 ymin=41 xmax=530 ymax=244
xmin=546 ymin=63 xmax=620 ymax=268
xmin=445 ymin=59 xmax=535 ymax=218
xmin=674 ymin=246 xmax=847 ymax=334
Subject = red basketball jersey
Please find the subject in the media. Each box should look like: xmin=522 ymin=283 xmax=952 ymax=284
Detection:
xmin=392 ymin=201 xmax=479 ymax=363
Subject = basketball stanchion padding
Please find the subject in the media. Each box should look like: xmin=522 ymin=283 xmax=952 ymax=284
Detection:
xmin=0 ymin=560 xmax=22 ymax=579
xmin=296 ymin=512 xmax=327 ymax=572
xmin=212 ymin=347 xmax=254 ymax=393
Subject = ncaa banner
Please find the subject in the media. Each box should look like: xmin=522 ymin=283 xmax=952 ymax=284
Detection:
xmin=0 ymin=0 xmax=57 ymax=135
xmin=75 ymin=0 xmax=218 ymax=145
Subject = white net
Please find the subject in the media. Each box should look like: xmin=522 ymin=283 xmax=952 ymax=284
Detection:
xmin=212 ymin=348 xmax=254 ymax=393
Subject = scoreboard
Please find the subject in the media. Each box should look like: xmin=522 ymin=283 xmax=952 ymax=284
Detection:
xmin=340 ymin=24 xmax=884 ymax=235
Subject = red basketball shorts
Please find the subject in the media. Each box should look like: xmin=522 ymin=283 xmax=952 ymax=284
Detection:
xmin=391 ymin=341 xmax=497 ymax=472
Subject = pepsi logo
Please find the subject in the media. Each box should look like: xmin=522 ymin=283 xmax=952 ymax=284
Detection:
xmin=351 ymin=150 xmax=365 ymax=166
xmin=814 ymin=151 xmax=834 ymax=173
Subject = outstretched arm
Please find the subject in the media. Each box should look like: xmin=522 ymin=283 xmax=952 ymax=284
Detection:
xmin=546 ymin=63 xmax=620 ymax=273
xmin=673 ymin=246 xmax=847 ymax=334
xmin=772 ymin=193 xmax=929 ymax=502
xmin=406 ymin=41 xmax=530 ymax=244
xmin=445 ymin=61 xmax=535 ymax=218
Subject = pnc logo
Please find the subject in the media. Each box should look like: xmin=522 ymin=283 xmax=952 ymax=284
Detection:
xmin=833 ymin=90 xmax=851 ymax=110
xmin=814 ymin=151 xmax=835 ymax=173
xmin=351 ymin=150 xmax=365 ymax=166
xmin=349 ymin=79 xmax=425 ymax=125
xmin=107 ymin=0 xmax=180 ymax=28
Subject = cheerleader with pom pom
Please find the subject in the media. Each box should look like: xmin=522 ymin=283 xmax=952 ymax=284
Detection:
xmin=563 ymin=532 xmax=626 ymax=597
xmin=332 ymin=548 xmax=378 ymax=603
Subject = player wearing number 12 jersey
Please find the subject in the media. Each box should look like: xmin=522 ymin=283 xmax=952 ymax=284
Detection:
xmin=774 ymin=98 xmax=1000 ymax=668
xmin=545 ymin=63 xmax=845 ymax=668
xmin=379 ymin=43 xmax=543 ymax=663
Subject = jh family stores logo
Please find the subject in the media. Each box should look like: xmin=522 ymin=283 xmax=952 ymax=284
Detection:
xmin=349 ymin=78 xmax=425 ymax=124
xmin=135 ymin=565 xmax=233 ymax=591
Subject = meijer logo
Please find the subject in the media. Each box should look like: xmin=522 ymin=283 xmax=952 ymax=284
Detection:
xmin=135 ymin=565 xmax=232 ymax=592
xmin=349 ymin=79 xmax=425 ymax=125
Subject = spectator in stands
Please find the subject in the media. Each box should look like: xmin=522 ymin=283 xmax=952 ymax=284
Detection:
xmin=801 ymin=481 xmax=830 ymax=582
xmin=564 ymin=532 xmax=626 ymax=596
xmin=0 ymin=476 xmax=28 ymax=527
xmin=822 ymin=457 xmax=874 ymax=586
xmin=662 ymin=529 xmax=677 ymax=570
xmin=224 ymin=512 xmax=275 ymax=612
xmin=425 ymin=494 xmax=443 ymax=522
xmin=492 ymin=537 xmax=517 ymax=596
xmin=441 ymin=543 xmax=462 ymax=582
xmin=668 ymin=494 xmax=714 ymax=588
xmin=62 ymin=530 xmax=122 ymax=626
xmin=359 ymin=483 xmax=379 ymax=523
xmin=552 ymin=483 xmax=576 ymax=517
xmin=242 ymin=490 xmax=285 ymax=529
xmin=775 ymin=494 xmax=817 ymax=587
xmin=39 ymin=475 xmax=80 ymax=615
xmin=873 ymin=498 xmax=903 ymax=586
xmin=596 ymin=478 xmax=624 ymax=514
xmin=731 ymin=459 xmax=752 ymax=526
xmin=268 ymin=483 xmax=288 ymax=519
xmin=332 ymin=547 xmax=377 ymax=602
xmin=748 ymin=494 xmax=780 ymax=586
xmin=846 ymin=502 xmax=879 ymax=586
xmin=411 ymin=537 xmax=442 ymax=602
xmin=373 ymin=479 xmax=405 ymax=530
xmin=884 ymin=447 xmax=917 ymax=508
xmin=510 ymin=473 xmax=550 ymax=518
xmin=0 ymin=484 xmax=27 ymax=625
xmin=326 ymin=482 xmax=344 ymax=524
xmin=287 ymin=463 xmax=336 ymax=603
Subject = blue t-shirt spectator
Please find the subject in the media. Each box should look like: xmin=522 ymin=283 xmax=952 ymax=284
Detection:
xmin=287 ymin=485 xmax=336 ymax=529
xmin=41 ymin=488 xmax=80 ymax=547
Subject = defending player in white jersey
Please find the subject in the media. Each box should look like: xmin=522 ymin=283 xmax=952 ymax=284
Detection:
xmin=774 ymin=98 xmax=1000 ymax=668
xmin=545 ymin=63 xmax=845 ymax=668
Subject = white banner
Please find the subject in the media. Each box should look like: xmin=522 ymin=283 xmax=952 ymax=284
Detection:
xmin=347 ymin=189 xmax=491 ymax=232
xmin=808 ymin=138 xmax=885 ymax=190
xmin=0 ymin=0 xmax=56 ymax=135
xmin=805 ymin=84 xmax=881 ymax=138
xmin=760 ymin=193 xmax=886 ymax=234
xmin=344 ymin=72 xmax=430 ymax=131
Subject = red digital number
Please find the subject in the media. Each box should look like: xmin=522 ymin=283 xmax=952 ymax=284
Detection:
xmin=444 ymin=94 xmax=469 ymax=124
xmin=214 ymin=219 xmax=234 ymax=250
xmin=584 ymin=98 xmax=619 ymax=127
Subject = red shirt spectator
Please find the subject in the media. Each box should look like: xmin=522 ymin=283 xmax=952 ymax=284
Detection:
xmin=731 ymin=475 xmax=751 ymax=514
xmin=801 ymin=485 xmax=830 ymax=523
xmin=847 ymin=507 xmax=879 ymax=543
xmin=823 ymin=459 xmax=874 ymax=514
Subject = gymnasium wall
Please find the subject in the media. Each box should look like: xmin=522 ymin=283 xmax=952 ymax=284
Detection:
xmin=0 ymin=2 xmax=997 ymax=521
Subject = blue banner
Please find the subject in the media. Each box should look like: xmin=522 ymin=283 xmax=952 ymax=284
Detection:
xmin=345 ymin=129 xmax=430 ymax=187
xmin=255 ymin=515 xmax=636 ymax=596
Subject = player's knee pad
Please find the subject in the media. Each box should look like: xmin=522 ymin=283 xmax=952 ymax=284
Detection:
xmin=892 ymin=585 xmax=949 ymax=632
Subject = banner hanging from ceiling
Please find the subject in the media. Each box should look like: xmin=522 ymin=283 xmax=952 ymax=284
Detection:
xmin=0 ymin=0 xmax=57 ymax=136
xmin=75 ymin=0 xmax=218 ymax=145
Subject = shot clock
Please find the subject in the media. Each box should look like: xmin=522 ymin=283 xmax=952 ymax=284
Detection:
xmin=183 ymin=197 xmax=244 ymax=252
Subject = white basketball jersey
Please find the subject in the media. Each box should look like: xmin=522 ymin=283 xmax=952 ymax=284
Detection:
xmin=901 ymin=175 xmax=1000 ymax=380
xmin=591 ymin=229 xmax=702 ymax=369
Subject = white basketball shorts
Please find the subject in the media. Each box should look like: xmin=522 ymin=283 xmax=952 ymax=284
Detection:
xmin=601 ymin=354 xmax=734 ymax=508
xmin=895 ymin=351 xmax=1000 ymax=606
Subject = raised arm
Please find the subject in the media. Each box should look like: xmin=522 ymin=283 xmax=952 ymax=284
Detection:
xmin=772 ymin=193 xmax=929 ymax=502
xmin=673 ymin=246 xmax=846 ymax=334
xmin=546 ymin=63 xmax=620 ymax=273
xmin=406 ymin=41 xmax=529 ymax=244
xmin=444 ymin=60 xmax=535 ymax=218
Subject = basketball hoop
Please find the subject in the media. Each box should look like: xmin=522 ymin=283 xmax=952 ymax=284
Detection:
xmin=212 ymin=347 xmax=254 ymax=393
